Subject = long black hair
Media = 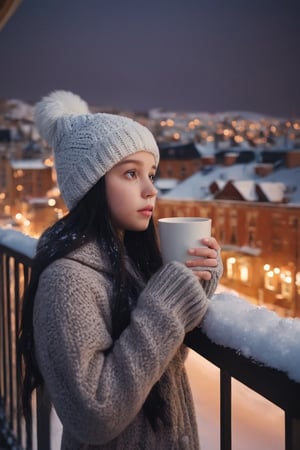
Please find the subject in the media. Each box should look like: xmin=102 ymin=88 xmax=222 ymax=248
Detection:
xmin=18 ymin=175 xmax=166 ymax=448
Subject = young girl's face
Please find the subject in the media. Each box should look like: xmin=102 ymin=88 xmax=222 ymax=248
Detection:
xmin=105 ymin=151 xmax=158 ymax=232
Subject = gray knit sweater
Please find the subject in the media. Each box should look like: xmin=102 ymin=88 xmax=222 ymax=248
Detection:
xmin=33 ymin=241 xmax=222 ymax=449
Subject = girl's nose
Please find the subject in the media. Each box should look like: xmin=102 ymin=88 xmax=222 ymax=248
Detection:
xmin=142 ymin=179 xmax=158 ymax=197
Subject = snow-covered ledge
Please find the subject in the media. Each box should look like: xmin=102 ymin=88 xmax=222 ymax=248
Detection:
xmin=0 ymin=228 xmax=37 ymax=258
xmin=202 ymin=293 xmax=300 ymax=383
xmin=1 ymin=228 xmax=300 ymax=383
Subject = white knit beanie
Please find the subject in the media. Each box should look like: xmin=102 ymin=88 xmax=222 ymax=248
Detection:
xmin=34 ymin=90 xmax=160 ymax=210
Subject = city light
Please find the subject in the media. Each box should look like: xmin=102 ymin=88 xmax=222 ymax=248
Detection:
xmin=240 ymin=265 xmax=249 ymax=282
xmin=48 ymin=198 xmax=56 ymax=207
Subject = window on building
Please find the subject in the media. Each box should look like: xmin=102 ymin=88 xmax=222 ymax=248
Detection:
xmin=248 ymin=230 xmax=254 ymax=246
xmin=230 ymin=227 xmax=237 ymax=244
xmin=272 ymin=236 xmax=282 ymax=251
xmin=280 ymin=269 xmax=293 ymax=300
xmin=296 ymin=272 xmax=300 ymax=295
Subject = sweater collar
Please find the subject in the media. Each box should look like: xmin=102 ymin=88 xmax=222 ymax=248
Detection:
xmin=66 ymin=240 xmax=113 ymax=275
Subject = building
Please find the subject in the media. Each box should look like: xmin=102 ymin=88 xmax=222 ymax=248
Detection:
xmin=4 ymin=159 xmax=54 ymax=215
xmin=158 ymin=141 xmax=202 ymax=180
xmin=155 ymin=198 xmax=300 ymax=317
xmin=155 ymin=156 xmax=300 ymax=317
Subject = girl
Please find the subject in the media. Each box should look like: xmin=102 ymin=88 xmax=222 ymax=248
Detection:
xmin=19 ymin=91 xmax=222 ymax=450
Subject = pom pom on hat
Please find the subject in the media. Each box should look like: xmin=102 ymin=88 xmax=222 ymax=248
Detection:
xmin=34 ymin=90 xmax=160 ymax=210
xmin=34 ymin=90 xmax=90 ymax=146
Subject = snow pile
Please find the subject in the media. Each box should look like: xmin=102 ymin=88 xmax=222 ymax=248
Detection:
xmin=0 ymin=228 xmax=37 ymax=258
xmin=202 ymin=293 xmax=300 ymax=382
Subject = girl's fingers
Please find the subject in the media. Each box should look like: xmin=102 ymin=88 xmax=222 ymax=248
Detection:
xmin=186 ymin=257 xmax=217 ymax=268
xmin=201 ymin=236 xmax=220 ymax=251
xmin=187 ymin=247 xmax=218 ymax=259
xmin=187 ymin=236 xmax=220 ymax=256
xmin=192 ymin=270 xmax=212 ymax=281
xmin=186 ymin=236 xmax=221 ymax=270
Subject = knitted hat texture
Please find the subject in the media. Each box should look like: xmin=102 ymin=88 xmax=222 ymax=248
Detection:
xmin=34 ymin=90 xmax=160 ymax=210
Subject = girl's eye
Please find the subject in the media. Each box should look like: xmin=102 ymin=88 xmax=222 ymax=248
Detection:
xmin=126 ymin=170 xmax=136 ymax=179
xmin=149 ymin=174 xmax=156 ymax=183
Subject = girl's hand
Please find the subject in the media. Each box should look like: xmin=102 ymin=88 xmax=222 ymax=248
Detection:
xmin=185 ymin=237 xmax=220 ymax=281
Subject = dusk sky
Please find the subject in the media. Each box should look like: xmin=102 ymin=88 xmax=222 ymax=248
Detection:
xmin=1 ymin=0 xmax=300 ymax=118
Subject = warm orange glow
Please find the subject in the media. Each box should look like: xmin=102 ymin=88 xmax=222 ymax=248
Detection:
xmin=234 ymin=135 xmax=244 ymax=143
xmin=240 ymin=265 xmax=249 ymax=282
xmin=44 ymin=158 xmax=53 ymax=167
xmin=226 ymin=257 xmax=236 ymax=278
xmin=166 ymin=119 xmax=174 ymax=127
xmin=14 ymin=169 xmax=24 ymax=178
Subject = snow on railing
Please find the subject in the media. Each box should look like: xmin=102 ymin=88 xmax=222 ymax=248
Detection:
xmin=1 ymin=228 xmax=300 ymax=383
xmin=202 ymin=293 xmax=300 ymax=383
xmin=0 ymin=228 xmax=37 ymax=258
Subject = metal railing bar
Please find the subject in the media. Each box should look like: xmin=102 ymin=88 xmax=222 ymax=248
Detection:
xmin=36 ymin=388 xmax=51 ymax=450
xmin=220 ymin=369 xmax=231 ymax=450
xmin=2 ymin=254 xmax=8 ymax=418
xmin=0 ymin=253 xmax=4 ymax=401
xmin=14 ymin=260 xmax=22 ymax=442
xmin=185 ymin=330 xmax=300 ymax=418
xmin=285 ymin=414 xmax=300 ymax=450
xmin=6 ymin=255 xmax=14 ymax=430
xmin=0 ymin=245 xmax=34 ymax=269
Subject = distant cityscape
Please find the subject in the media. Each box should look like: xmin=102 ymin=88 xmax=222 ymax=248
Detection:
xmin=0 ymin=97 xmax=299 ymax=318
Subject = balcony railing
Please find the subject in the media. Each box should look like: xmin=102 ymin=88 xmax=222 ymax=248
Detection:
xmin=0 ymin=229 xmax=300 ymax=450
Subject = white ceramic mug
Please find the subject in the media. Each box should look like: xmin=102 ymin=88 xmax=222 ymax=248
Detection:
xmin=158 ymin=217 xmax=212 ymax=264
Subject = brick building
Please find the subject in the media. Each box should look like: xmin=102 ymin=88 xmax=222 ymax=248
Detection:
xmin=155 ymin=198 xmax=300 ymax=318
xmin=7 ymin=159 xmax=54 ymax=210
xmin=158 ymin=142 xmax=202 ymax=180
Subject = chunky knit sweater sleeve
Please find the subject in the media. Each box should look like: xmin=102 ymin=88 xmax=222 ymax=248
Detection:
xmin=33 ymin=257 xmax=208 ymax=446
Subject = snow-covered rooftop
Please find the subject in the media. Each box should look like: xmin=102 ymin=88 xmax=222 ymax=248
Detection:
xmin=258 ymin=181 xmax=286 ymax=202
xmin=10 ymin=159 xmax=49 ymax=170
xmin=232 ymin=180 xmax=257 ymax=201
xmin=159 ymin=163 xmax=300 ymax=204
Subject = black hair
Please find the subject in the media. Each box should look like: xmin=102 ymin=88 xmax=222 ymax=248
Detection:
xmin=18 ymin=176 xmax=166 ymax=449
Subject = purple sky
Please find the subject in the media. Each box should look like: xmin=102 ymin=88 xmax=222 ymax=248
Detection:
xmin=1 ymin=0 xmax=300 ymax=118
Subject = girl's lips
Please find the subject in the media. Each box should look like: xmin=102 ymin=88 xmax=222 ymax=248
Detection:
xmin=138 ymin=207 xmax=153 ymax=217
